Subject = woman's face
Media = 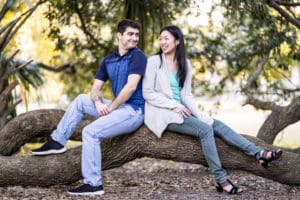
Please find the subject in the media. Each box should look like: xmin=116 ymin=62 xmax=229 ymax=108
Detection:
xmin=159 ymin=30 xmax=178 ymax=55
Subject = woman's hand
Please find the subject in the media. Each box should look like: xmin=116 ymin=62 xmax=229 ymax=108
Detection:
xmin=95 ymin=101 xmax=111 ymax=116
xmin=178 ymin=107 xmax=192 ymax=118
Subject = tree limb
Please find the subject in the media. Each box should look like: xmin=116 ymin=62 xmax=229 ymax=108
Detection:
xmin=0 ymin=60 xmax=33 ymax=85
xmin=5 ymin=49 xmax=20 ymax=64
xmin=0 ymin=0 xmax=45 ymax=52
xmin=243 ymin=53 xmax=269 ymax=93
xmin=268 ymin=0 xmax=300 ymax=29
xmin=275 ymin=0 xmax=300 ymax=7
xmin=245 ymin=95 xmax=281 ymax=111
xmin=0 ymin=109 xmax=298 ymax=186
xmin=0 ymin=17 xmax=17 ymax=52
xmin=0 ymin=80 xmax=19 ymax=103
xmin=257 ymin=96 xmax=300 ymax=143
xmin=1 ymin=99 xmax=22 ymax=117
xmin=73 ymin=0 xmax=109 ymax=51
xmin=0 ymin=0 xmax=15 ymax=20
xmin=36 ymin=62 xmax=74 ymax=72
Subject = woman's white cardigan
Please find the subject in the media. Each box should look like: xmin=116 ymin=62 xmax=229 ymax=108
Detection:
xmin=142 ymin=54 xmax=213 ymax=138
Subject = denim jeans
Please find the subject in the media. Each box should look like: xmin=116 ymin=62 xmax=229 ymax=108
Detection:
xmin=51 ymin=94 xmax=144 ymax=186
xmin=166 ymin=116 xmax=262 ymax=182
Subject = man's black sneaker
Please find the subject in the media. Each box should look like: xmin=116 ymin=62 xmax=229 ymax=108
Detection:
xmin=68 ymin=184 xmax=105 ymax=196
xmin=31 ymin=138 xmax=66 ymax=155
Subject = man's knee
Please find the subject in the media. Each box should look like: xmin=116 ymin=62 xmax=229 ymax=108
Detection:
xmin=82 ymin=126 xmax=95 ymax=140
xmin=82 ymin=126 xmax=105 ymax=142
xmin=75 ymin=94 xmax=89 ymax=103
xmin=73 ymin=94 xmax=90 ymax=111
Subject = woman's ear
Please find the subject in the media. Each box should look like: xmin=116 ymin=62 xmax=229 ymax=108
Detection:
xmin=176 ymin=40 xmax=179 ymax=46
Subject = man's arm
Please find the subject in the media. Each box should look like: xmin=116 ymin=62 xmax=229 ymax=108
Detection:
xmin=90 ymin=79 xmax=110 ymax=116
xmin=90 ymin=79 xmax=105 ymax=102
xmin=109 ymin=74 xmax=141 ymax=111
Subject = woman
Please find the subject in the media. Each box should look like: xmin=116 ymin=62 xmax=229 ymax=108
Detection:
xmin=142 ymin=25 xmax=282 ymax=194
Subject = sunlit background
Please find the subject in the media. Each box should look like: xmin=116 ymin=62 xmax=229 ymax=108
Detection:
xmin=2 ymin=0 xmax=299 ymax=150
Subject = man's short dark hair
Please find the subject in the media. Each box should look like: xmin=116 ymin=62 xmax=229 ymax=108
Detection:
xmin=117 ymin=19 xmax=140 ymax=34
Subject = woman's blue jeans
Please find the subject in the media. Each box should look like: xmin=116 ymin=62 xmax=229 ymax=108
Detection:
xmin=51 ymin=94 xmax=144 ymax=186
xmin=166 ymin=116 xmax=262 ymax=182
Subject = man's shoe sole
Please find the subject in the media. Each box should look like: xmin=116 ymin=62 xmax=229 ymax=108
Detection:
xmin=67 ymin=190 xmax=105 ymax=196
xmin=31 ymin=147 xmax=67 ymax=155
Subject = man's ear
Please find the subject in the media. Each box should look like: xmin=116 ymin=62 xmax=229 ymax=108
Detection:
xmin=117 ymin=32 xmax=122 ymax=40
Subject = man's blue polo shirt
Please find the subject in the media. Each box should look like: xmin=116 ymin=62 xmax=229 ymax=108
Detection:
xmin=95 ymin=47 xmax=147 ymax=113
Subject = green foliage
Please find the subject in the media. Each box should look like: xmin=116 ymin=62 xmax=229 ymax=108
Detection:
xmin=0 ymin=0 xmax=44 ymax=127
xmin=43 ymin=0 xmax=191 ymax=99
xmin=188 ymin=1 xmax=299 ymax=100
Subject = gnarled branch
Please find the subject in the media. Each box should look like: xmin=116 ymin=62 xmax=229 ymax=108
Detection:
xmin=0 ymin=109 xmax=298 ymax=186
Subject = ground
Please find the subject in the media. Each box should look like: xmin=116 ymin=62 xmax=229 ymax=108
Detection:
xmin=1 ymin=158 xmax=300 ymax=200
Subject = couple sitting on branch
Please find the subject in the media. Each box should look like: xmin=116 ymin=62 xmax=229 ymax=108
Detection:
xmin=32 ymin=19 xmax=283 ymax=196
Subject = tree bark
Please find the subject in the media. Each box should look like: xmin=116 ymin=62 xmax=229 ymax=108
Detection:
xmin=0 ymin=109 xmax=299 ymax=186
xmin=0 ymin=109 xmax=91 ymax=155
xmin=256 ymin=96 xmax=300 ymax=144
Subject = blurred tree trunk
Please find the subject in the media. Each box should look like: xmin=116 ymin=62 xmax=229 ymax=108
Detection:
xmin=0 ymin=109 xmax=298 ymax=186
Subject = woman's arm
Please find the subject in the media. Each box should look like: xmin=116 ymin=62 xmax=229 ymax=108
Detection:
xmin=143 ymin=56 xmax=184 ymax=112
xmin=182 ymin=60 xmax=214 ymax=125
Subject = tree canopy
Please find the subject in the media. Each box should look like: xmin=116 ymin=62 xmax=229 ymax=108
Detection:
xmin=1 ymin=0 xmax=299 ymax=143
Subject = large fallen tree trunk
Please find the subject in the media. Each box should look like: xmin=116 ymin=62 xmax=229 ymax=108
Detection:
xmin=0 ymin=109 xmax=299 ymax=186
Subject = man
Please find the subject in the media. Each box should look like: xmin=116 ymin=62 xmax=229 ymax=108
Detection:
xmin=31 ymin=19 xmax=147 ymax=196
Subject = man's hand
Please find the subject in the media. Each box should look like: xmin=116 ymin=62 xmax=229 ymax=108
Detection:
xmin=178 ymin=107 xmax=192 ymax=118
xmin=95 ymin=101 xmax=110 ymax=116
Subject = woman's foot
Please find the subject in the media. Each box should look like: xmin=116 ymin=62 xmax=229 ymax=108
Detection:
xmin=216 ymin=179 xmax=243 ymax=194
xmin=258 ymin=149 xmax=283 ymax=168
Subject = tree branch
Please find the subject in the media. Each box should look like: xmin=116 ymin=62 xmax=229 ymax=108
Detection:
xmin=275 ymin=0 xmax=300 ymax=6
xmin=257 ymin=96 xmax=300 ymax=143
xmin=0 ymin=110 xmax=298 ymax=186
xmin=268 ymin=0 xmax=300 ymax=29
xmin=0 ymin=17 xmax=17 ymax=36
xmin=36 ymin=62 xmax=74 ymax=72
xmin=0 ymin=60 xmax=33 ymax=85
xmin=0 ymin=99 xmax=22 ymax=117
xmin=0 ymin=0 xmax=15 ymax=20
xmin=73 ymin=0 xmax=109 ymax=51
xmin=245 ymin=95 xmax=281 ymax=111
xmin=5 ymin=49 xmax=19 ymax=64
xmin=0 ymin=0 xmax=45 ymax=51
xmin=0 ymin=17 xmax=17 ymax=52
xmin=0 ymin=79 xmax=19 ymax=103
xmin=243 ymin=54 xmax=269 ymax=93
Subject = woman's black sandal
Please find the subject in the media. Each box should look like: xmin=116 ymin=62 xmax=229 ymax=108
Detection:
xmin=216 ymin=179 xmax=243 ymax=194
xmin=258 ymin=149 xmax=283 ymax=168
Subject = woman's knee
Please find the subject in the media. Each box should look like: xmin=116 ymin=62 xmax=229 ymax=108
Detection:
xmin=213 ymin=119 xmax=233 ymax=136
xmin=197 ymin=125 xmax=214 ymax=139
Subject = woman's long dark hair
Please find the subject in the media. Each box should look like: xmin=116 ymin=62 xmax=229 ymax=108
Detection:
xmin=157 ymin=26 xmax=187 ymax=87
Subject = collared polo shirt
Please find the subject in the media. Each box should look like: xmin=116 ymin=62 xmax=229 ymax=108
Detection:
xmin=95 ymin=47 xmax=147 ymax=112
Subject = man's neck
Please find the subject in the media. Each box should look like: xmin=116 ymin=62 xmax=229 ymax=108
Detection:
xmin=118 ymin=46 xmax=129 ymax=56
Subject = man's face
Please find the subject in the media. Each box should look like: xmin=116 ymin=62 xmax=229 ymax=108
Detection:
xmin=117 ymin=27 xmax=139 ymax=50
